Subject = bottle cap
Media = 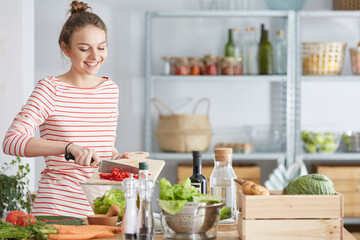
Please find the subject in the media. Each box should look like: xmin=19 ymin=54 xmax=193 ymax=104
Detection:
xmin=193 ymin=151 xmax=202 ymax=157
xmin=214 ymin=148 xmax=233 ymax=162
xmin=277 ymin=30 xmax=284 ymax=36
xmin=139 ymin=162 xmax=148 ymax=170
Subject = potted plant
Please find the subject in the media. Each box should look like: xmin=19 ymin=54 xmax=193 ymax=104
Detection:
xmin=0 ymin=157 xmax=32 ymax=218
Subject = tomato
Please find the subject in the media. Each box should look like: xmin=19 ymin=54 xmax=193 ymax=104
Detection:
xmin=18 ymin=214 xmax=37 ymax=226
xmin=6 ymin=210 xmax=26 ymax=225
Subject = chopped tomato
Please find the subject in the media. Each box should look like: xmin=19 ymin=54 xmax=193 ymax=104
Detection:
xmin=99 ymin=168 xmax=138 ymax=181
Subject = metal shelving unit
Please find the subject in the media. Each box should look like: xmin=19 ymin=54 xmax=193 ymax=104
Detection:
xmin=144 ymin=10 xmax=297 ymax=164
xmin=295 ymin=11 xmax=360 ymax=162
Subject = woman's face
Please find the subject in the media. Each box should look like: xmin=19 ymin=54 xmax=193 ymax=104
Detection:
xmin=63 ymin=24 xmax=107 ymax=76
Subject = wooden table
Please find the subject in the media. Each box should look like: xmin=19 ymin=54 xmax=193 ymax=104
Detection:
xmin=100 ymin=228 xmax=356 ymax=239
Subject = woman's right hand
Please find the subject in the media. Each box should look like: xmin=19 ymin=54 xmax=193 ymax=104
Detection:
xmin=67 ymin=143 xmax=100 ymax=166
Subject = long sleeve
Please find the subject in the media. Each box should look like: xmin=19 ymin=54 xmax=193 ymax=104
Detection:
xmin=2 ymin=79 xmax=56 ymax=157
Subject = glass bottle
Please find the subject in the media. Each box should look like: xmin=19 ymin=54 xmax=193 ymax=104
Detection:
xmin=225 ymin=28 xmax=235 ymax=57
xmin=274 ymin=30 xmax=287 ymax=75
xmin=139 ymin=162 xmax=149 ymax=181
xmin=232 ymin=27 xmax=241 ymax=58
xmin=122 ymin=175 xmax=139 ymax=240
xmin=243 ymin=27 xmax=258 ymax=75
xmin=190 ymin=151 xmax=207 ymax=194
xmin=137 ymin=179 xmax=155 ymax=240
xmin=258 ymin=24 xmax=274 ymax=75
xmin=210 ymin=148 xmax=237 ymax=225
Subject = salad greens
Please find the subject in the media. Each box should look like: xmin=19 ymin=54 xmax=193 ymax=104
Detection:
xmin=159 ymin=178 xmax=221 ymax=215
xmin=220 ymin=207 xmax=231 ymax=220
xmin=284 ymin=174 xmax=336 ymax=195
xmin=93 ymin=189 xmax=125 ymax=221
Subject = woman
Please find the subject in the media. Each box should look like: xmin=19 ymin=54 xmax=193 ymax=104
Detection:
xmin=2 ymin=1 xmax=125 ymax=217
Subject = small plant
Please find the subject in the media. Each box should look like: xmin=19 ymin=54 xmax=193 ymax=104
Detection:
xmin=0 ymin=157 xmax=31 ymax=218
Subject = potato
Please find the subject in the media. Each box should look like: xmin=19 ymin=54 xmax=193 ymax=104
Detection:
xmin=250 ymin=184 xmax=270 ymax=196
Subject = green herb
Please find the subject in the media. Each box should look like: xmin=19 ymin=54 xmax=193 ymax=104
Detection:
xmin=158 ymin=178 xmax=221 ymax=215
xmin=0 ymin=157 xmax=31 ymax=218
xmin=35 ymin=216 xmax=84 ymax=226
xmin=0 ymin=220 xmax=56 ymax=240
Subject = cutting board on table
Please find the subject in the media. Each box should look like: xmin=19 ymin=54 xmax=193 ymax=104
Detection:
xmin=82 ymin=152 xmax=165 ymax=185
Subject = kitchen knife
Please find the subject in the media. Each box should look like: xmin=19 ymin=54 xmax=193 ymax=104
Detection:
xmin=65 ymin=152 xmax=147 ymax=174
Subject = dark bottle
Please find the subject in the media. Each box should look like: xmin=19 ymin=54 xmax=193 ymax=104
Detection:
xmin=258 ymin=24 xmax=274 ymax=75
xmin=190 ymin=151 xmax=207 ymax=194
xmin=225 ymin=28 xmax=235 ymax=57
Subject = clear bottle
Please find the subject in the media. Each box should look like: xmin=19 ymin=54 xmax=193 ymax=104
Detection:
xmin=225 ymin=28 xmax=235 ymax=57
xmin=210 ymin=148 xmax=237 ymax=225
xmin=137 ymin=178 xmax=155 ymax=240
xmin=122 ymin=175 xmax=139 ymax=240
xmin=232 ymin=27 xmax=241 ymax=58
xmin=258 ymin=24 xmax=274 ymax=75
xmin=161 ymin=56 xmax=172 ymax=75
xmin=274 ymin=30 xmax=287 ymax=75
xmin=243 ymin=27 xmax=258 ymax=75
xmin=190 ymin=151 xmax=207 ymax=194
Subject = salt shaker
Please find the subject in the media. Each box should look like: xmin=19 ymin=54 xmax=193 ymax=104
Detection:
xmin=122 ymin=174 xmax=139 ymax=240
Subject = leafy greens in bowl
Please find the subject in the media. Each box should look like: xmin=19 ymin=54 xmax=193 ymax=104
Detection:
xmin=158 ymin=178 xmax=221 ymax=215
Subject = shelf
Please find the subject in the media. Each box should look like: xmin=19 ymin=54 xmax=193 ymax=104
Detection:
xmin=150 ymin=10 xmax=291 ymax=18
xmin=151 ymin=152 xmax=284 ymax=161
xmin=344 ymin=218 xmax=360 ymax=225
xmin=301 ymin=76 xmax=360 ymax=82
xmin=152 ymin=75 xmax=288 ymax=82
xmin=300 ymin=11 xmax=360 ymax=18
xmin=302 ymin=153 xmax=360 ymax=161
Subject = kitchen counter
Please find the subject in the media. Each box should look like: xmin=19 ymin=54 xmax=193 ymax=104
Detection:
xmin=97 ymin=228 xmax=356 ymax=240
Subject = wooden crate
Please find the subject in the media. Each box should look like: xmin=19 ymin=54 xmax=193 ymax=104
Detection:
xmin=177 ymin=163 xmax=261 ymax=189
xmin=237 ymin=190 xmax=344 ymax=240
xmin=317 ymin=165 xmax=360 ymax=218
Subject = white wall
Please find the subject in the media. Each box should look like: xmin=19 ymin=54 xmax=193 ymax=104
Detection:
xmin=0 ymin=0 xmax=36 ymax=193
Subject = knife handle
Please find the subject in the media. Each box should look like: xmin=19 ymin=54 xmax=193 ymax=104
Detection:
xmin=65 ymin=153 xmax=95 ymax=163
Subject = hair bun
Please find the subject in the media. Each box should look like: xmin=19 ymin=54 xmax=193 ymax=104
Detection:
xmin=69 ymin=1 xmax=91 ymax=15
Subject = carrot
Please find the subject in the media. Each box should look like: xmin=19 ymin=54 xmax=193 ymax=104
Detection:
xmin=48 ymin=231 xmax=115 ymax=240
xmin=52 ymin=224 xmax=121 ymax=234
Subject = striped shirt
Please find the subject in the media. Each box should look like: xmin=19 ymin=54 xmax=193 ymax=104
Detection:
xmin=2 ymin=77 xmax=119 ymax=217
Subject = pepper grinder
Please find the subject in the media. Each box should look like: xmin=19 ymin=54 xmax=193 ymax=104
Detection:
xmin=137 ymin=179 xmax=155 ymax=240
xmin=122 ymin=174 xmax=139 ymax=240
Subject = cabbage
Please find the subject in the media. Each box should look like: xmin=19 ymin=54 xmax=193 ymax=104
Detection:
xmin=93 ymin=189 xmax=125 ymax=220
xmin=284 ymin=174 xmax=336 ymax=195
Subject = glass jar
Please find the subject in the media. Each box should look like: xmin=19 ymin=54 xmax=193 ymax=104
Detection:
xmin=203 ymin=54 xmax=218 ymax=75
xmin=161 ymin=56 xmax=172 ymax=75
xmin=234 ymin=57 xmax=243 ymax=75
xmin=209 ymin=148 xmax=237 ymax=225
xmin=189 ymin=57 xmax=203 ymax=75
xmin=174 ymin=57 xmax=189 ymax=75
xmin=221 ymin=57 xmax=236 ymax=75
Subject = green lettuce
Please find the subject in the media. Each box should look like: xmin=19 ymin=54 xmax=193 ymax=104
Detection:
xmin=93 ymin=189 xmax=125 ymax=220
xmin=284 ymin=174 xmax=336 ymax=195
xmin=159 ymin=177 xmax=221 ymax=215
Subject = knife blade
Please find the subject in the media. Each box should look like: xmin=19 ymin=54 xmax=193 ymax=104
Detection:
xmin=65 ymin=152 xmax=141 ymax=174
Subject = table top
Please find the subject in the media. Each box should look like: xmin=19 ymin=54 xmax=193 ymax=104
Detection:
xmin=98 ymin=228 xmax=356 ymax=240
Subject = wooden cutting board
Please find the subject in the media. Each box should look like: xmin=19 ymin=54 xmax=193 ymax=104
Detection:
xmin=82 ymin=152 xmax=165 ymax=185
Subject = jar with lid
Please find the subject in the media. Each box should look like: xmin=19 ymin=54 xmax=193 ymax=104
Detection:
xmin=234 ymin=57 xmax=243 ymax=75
xmin=221 ymin=57 xmax=236 ymax=75
xmin=189 ymin=57 xmax=203 ymax=75
xmin=209 ymin=148 xmax=237 ymax=225
xmin=174 ymin=57 xmax=189 ymax=75
xmin=161 ymin=56 xmax=172 ymax=75
xmin=203 ymin=54 xmax=218 ymax=75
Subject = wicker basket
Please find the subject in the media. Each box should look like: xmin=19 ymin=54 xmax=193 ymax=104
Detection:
xmin=333 ymin=0 xmax=360 ymax=10
xmin=302 ymin=42 xmax=347 ymax=75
